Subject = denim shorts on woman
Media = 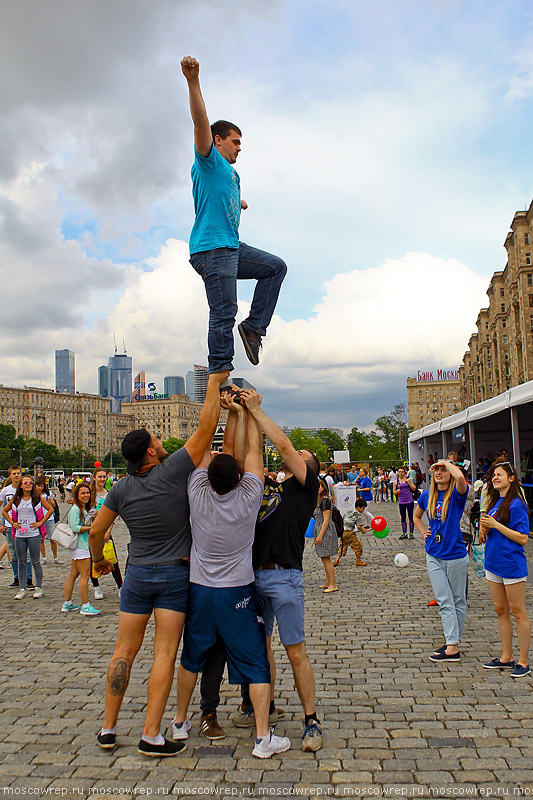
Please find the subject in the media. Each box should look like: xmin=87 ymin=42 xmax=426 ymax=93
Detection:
xmin=119 ymin=563 xmax=189 ymax=615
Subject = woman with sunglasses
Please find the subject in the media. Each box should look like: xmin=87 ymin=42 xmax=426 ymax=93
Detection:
xmin=480 ymin=460 xmax=530 ymax=678
xmin=414 ymin=460 xmax=468 ymax=662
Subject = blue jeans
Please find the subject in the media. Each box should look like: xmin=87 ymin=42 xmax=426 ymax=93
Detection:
xmin=190 ymin=242 xmax=287 ymax=373
xmin=15 ymin=536 xmax=42 ymax=590
xmin=6 ymin=531 xmax=32 ymax=581
xmin=426 ymin=553 xmax=469 ymax=645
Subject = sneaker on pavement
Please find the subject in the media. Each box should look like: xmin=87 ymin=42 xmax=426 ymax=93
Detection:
xmin=54 ymin=558 xmax=65 ymax=565
xmin=80 ymin=603 xmax=101 ymax=616
xmin=14 ymin=588 xmax=26 ymax=600
xmin=510 ymin=664 xmax=531 ymax=679
xmin=138 ymin=738 xmax=186 ymax=757
xmin=9 ymin=579 xmax=19 ymax=588
xmin=172 ymin=719 xmax=192 ymax=740
xmin=429 ymin=650 xmax=460 ymax=662
xmin=483 ymin=658 xmax=515 ymax=669
xmin=62 ymin=601 xmax=81 ymax=612
xmin=399 ymin=533 xmax=408 ymax=540
xmin=238 ymin=323 xmax=262 ymax=366
xmin=97 ymin=731 xmax=116 ymax=749
xmin=41 ymin=557 xmax=47 ymax=565
xmin=200 ymin=712 xmax=225 ymax=740
xmin=302 ymin=721 xmax=323 ymax=752
xmin=33 ymin=587 xmax=43 ymax=599
xmin=252 ymin=731 xmax=291 ymax=759
xmin=231 ymin=705 xmax=282 ymax=728
xmin=27 ymin=580 xmax=34 ymax=589
xmin=94 ymin=586 xmax=104 ymax=600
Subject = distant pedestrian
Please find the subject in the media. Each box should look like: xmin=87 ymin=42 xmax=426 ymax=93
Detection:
xmin=313 ymin=479 xmax=338 ymax=593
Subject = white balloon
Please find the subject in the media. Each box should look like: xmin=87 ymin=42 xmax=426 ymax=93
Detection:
xmin=394 ymin=553 xmax=409 ymax=567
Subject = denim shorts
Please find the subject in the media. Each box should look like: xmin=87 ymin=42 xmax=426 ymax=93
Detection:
xmin=119 ymin=563 xmax=190 ymax=615
xmin=253 ymin=568 xmax=305 ymax=645
xmin=181 ymin=583 xmax=270 ymax=684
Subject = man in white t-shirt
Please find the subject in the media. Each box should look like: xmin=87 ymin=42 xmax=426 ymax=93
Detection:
xmin=173 ymin=390 xmax=290 ymax=760
xmin=0 ymin=466 xmax=31 ymax=587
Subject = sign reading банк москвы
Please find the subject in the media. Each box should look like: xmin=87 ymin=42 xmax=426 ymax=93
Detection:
xmin=416 ymin=368 xmax=459 ymax=383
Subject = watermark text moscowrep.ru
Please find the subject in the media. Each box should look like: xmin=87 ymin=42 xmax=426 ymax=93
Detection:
xmin=1 ymin=786 xmax=532 ymax=797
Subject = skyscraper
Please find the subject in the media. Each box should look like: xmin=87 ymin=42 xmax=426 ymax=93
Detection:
xmin=108 ymin=347 xmax=132 ymax=411
xmin=185 ymin=370 xmax=195 ymax=401
xmin=98 ymin=365 xmax=108 ymax=398
xmin=193 ymin=365 xmax=208 ymax=403
xmin=55 ymin=349 xmax=75 ymax=394
xmin=164 ymin=376 xmax=185 ymax=396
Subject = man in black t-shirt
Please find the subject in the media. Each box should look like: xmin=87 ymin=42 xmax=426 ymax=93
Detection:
xmin=236 ymin=391 xmax=323 ymax=751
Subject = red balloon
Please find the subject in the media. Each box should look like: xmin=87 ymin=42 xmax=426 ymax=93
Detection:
xmin=94 ymin=461 xmax=102 ymax=469
xmin=371 ymin=516 xmax=387 ymax=532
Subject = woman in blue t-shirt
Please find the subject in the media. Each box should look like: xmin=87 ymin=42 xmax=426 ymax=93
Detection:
xmin=480 ymin=461 xmax=530 ymax=679
xmin=414 ymin=460 xmax=468 ymax=662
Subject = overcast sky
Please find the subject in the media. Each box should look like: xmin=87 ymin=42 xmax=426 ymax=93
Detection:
xmin=1 ymin=0 xmax=532 ymax=431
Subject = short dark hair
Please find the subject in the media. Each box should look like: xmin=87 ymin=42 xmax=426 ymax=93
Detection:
xmin=355 ymin=499 xmax=367 ymax=508
xmin=301 ymin=451 xmax=320 ymax=475
xmin=211 ymin=120 xmax=242 ymax=141
xmin=207 ymin=454 xmax=240 ymax=494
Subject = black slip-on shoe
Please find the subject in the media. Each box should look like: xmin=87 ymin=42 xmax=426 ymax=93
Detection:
xmin=137 ymin=738 xmax=187 ymax=757
xmin=429 ymin=650 xmax=461 ymax=662
xmin=97 ymin=731 xmax=116 ymax=749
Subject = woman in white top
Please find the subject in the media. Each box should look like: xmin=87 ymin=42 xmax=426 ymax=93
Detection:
xmin=2 ymin=474 xmax=52 ymax=599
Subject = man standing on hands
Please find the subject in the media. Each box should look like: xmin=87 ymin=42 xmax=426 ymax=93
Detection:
xmin=181 ymin=56 xmax=287 ymax=371
xmin=89 ymin=370 xmax=229 ymax=757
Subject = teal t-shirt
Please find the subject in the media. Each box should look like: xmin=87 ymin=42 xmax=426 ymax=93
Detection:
xmin=189 ymin=145 xmax=241 ymax=254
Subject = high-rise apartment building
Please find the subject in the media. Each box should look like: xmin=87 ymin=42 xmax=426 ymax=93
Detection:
xmin=185 ymin=370 xmax=195 ymax=401
xmin=108 ymin=349 xmax=132 ymax=411
xmin=406 ymin=370 xmax=460 ymax=429
xmin=98 ymin=365 xmax=108 ymax=398
xmin=164 ymin=376 xmax=185 ymax=396
xmin=193 ymin=365 xmax=208 ymax=403
xmin=459 ymin=201 xmax=533 ymax=407
xmin=55 ymin=349 xmax=75 ymax=394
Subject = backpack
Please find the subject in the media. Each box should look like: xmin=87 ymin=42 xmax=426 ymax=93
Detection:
xmin=330 ymin=504 xmax=345 ymax=538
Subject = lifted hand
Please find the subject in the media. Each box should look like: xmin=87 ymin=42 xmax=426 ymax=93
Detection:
xmin=181 ymin=56 xmax=200 ymax=82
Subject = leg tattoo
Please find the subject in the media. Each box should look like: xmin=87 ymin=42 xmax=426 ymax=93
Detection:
xmin=107 ymin=658 xmax=131 ymax=696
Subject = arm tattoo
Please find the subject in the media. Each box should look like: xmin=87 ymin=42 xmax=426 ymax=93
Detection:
xmin=107 ymin=658 xmax=131 ymax=696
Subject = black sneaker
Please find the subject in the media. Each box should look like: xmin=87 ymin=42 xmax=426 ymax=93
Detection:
xmin=27 ymin=580 xmax=34 ymax=589
xmin=433 ymin=644 xmax=447 ymax=655
xmin=9 ymin=579 xmax=19 ymax=588
xmin=97 ymin=731 xmax=116 ymax=749
xmin=429 ymin=650 xmax=460 ymax=662
xmin=238 ymin=323 xmax=262 ymax=366
xmin=483 ymin=658 xmax=515 ymax=670
xmin=137 ymin=738 xmax=186 ymax=757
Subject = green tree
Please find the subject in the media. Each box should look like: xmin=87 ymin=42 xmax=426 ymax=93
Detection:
xmin=163 ymin=437 xmax=186 ymax=454
xmin=374 ymin=403 xmax=411 ymax=463
xmin=288 ymin=429 xmax=328 ymax=463
xmin=346 ymin=427 xmax=371 ymax=461
xmin=0 ymin=424 xmax=17 ymax=449
xmin=23 ymin=438 xmax=62 ymax=468
xmin=316 ymin=429 xmax=345 ymax=461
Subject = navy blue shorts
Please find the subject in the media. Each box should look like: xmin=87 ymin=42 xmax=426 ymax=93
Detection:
xmin=119 ymin=563 xmax=189 ymax=615
xmin=180 ymin=583 xmax=271 ymax=684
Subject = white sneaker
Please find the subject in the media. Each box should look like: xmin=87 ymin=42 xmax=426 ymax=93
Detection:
xmin=15 ymin=588 xmax=26 ymax=600
xmin=252 ymin=731 xmax=291 ymax=759
xmin=172 ymin=719 xmax=192 ymax=740
xmin=33 ymin=588 xmax=43 ymax=599
xmin=94 ymin=586 xmax=104 ymax=600
xmin=41 ymin=557 xmax=47 ymax=565
xmin=54 ymin=558 xmax=64 ymax=565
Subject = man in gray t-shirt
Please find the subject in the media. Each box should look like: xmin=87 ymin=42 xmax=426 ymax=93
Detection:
xmin=173 ymin=391 xmax=291 ymax=760
xmin=89 ymin=369 xmax=229 ymax=759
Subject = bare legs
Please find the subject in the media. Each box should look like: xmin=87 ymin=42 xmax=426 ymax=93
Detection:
xmin=488 ymin=580 xmax=531 ymax=667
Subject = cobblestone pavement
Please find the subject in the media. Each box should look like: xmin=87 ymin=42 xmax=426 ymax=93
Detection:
xmin=1 ymin=500 xmax=533 ymax=798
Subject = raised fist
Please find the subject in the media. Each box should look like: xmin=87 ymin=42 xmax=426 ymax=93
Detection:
xmin=181 ymin=56 xmax=199 ymax=81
